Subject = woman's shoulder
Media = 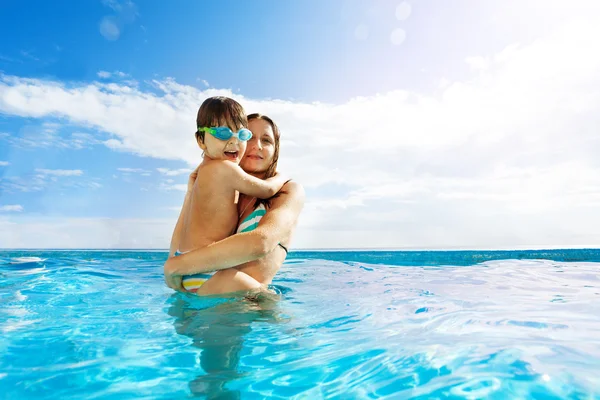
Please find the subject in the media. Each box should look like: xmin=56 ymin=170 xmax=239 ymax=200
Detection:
xmin=283 ymin=179 xmax=304 ymax=193
xmin=269 ymin=179 xmax=305 ymax=208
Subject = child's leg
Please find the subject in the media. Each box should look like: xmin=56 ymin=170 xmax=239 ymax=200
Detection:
xmin=195 ymin=268 xmax=262 ymax=296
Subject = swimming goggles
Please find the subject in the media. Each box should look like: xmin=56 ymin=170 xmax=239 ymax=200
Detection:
xmin=198 ymin=126 xmax=253 ymax=142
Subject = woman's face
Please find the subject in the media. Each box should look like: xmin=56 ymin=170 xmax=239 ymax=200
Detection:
xmin=240 ymin=118 xmax=276 ymax=174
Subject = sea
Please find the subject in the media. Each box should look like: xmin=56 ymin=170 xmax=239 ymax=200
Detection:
xmin=1 ymin=248 xmax=599 ymax=399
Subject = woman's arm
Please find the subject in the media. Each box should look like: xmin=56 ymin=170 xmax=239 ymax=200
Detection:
xmin=164 ymin=181 xmax=305 ymax=279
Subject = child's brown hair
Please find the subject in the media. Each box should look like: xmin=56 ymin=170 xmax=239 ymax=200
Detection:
xmin=195 ymin=96 xmax=247 ymax=143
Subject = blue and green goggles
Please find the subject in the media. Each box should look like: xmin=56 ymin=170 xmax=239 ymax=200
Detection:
xmin=198 ymin=126 xmax=253 ymax=142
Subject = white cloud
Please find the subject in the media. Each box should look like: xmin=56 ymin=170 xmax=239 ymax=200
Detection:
xmin=118 ymin=167 xmax=150 ymax=174
xmin=0 ymin=174 xmax=100 ymax=193
xmin=0 ymin=216 xmax=172 ymax=249
xmin=465 ymin=56 xmax=490 ymax=71
xmin=35 ymin=169 xmax=83 ymax=177
xmin=0 ymin=123 xmax=104 ymax=150
xmin=157 ymin=168 xmax=190 ymax=176
xmin=19 ymin=50 xmax=40 ymax=62
xmin=0 ymin=205 xmax=23 ymax=212
xmin=97 ymin=70 xmax=128 ymax=79
xmin=102 ymin=0 xmax=135 ymax=14
xmin=1 ymin=17 xmax=600 ymax=248
xmin=69 ymin=132 xmax=105 ymax=149
xmin=1 ymin=212 xmax=598 ymax=250
xmin=158 ymin=183 xmax=187 ymax=192
xmin=1 ymin=168 xmax=95 ymax=193
xmin=0 ymin=161 xmax=9 ymax=166
xmin=99 ymin=17 xmax=120 ymax=41
xmin=0 ymin=177 xmax=44 ymax=192
xmin=0 ymin=54 xmax=16 ymax=63
xmin=116 ymin=167 xmax=152 ymax=180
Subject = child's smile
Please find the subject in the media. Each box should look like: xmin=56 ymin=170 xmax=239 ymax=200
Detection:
xmin=223 ymin=150 xmax=240 ymax=161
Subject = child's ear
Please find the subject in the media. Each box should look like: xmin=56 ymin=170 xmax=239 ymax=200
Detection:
xmin=197 ymin=136 xmax=206 ymax=151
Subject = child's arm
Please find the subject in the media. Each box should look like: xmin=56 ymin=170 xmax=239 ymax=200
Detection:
xmin=168 ymin=166 xmax=199 ymax=257
xmin=215 ymin=162 xmax=288 ymax=199
xmin=168 ymin=192 xmax=191 ymax=257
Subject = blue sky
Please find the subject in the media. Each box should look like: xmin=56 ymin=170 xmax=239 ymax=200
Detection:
xmin=1 ymin=0 xmax=414 ymax=101
xmin=1 ymin=0 xmax=600 ymax=249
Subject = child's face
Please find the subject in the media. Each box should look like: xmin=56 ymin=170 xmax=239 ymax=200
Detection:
xmin=199 ymin=127 xmax=248 ymax=164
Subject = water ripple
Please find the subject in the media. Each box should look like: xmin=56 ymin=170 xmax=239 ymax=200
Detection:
xmin=1 ymin=250 xmax=599 ymax=399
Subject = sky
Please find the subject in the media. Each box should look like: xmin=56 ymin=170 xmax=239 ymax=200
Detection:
xmin=1 ymin=0 xmax=600 ymax=249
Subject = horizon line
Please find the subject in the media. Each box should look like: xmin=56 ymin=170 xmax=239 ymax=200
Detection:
xmin=1 ymin=246 xmax=599 ymax=252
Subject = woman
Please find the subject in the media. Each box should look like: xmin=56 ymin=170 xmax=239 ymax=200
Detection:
xmin=163 ymin=113 xmax=305 ymax=294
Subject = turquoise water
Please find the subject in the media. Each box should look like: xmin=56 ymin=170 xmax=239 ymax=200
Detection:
xmin=1 ymin=249 xmax=600 ymax=399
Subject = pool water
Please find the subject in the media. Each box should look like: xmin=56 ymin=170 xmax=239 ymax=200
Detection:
xmin=1 ymin=249 xmax=600 ymax=399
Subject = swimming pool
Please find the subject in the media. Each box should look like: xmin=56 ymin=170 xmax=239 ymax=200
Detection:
xmin=1 ymin=249 xmax=599 ymax=399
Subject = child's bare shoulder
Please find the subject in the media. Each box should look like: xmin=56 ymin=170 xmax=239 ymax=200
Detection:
xmin=199 ymin=160 xmax=238 ymax=176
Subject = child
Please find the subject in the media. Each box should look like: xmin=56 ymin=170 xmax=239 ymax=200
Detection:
xmin=168 ymin=96 xmax=287 ymax=293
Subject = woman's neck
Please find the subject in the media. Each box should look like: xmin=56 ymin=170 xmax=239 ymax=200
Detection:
xmin=237 ymin=193 xmax=257 ymax=216
xmin=238 ymin=171 xmax=266 ymax=212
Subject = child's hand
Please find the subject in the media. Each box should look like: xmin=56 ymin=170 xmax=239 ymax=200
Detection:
xmin=187 ymin=165 xmax=200 ymax=193
xmin=164 ymin=259 xmax=185 ymax=292
xmin=274 ymin=171 xmax=291 ymax=184
xmin=268 ymin=172 xmax=291 ymax=192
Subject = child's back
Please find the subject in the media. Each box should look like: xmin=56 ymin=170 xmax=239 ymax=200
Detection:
xmin=178 ymin=160 xmax=240 ymax=252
